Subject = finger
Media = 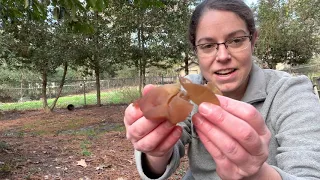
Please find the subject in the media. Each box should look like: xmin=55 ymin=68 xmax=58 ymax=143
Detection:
xmin=124 ymin=103 xmax=144 ymax=126
xmin=198 ymin=127 xmax=244 ymax=179
xmin=127 ymin=115 xmax=169 ymax=142
xmin=196 ymin=130 xmax=225 ymax=160
xmin=143 ymin=84 xmax=156 ymax=95
xmin=215 ymin=157 xmax=242 ymax=180
xmin=217 ymin=95 xmax=268 ymax=135
xmin=192 ymin=113 xmax=254 ymax=165
xmin=197 ymin=103 xmax=264 ymax=156
xmin=143 ymin=126 xmax=182 ymax=157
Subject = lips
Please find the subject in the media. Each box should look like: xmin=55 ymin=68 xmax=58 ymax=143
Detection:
xmin=215 ymin=68 xmax=237 ymax=75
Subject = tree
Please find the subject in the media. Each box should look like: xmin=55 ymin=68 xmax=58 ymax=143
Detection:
xmin=9 ymin=22 xmax=65 ymax=110
xmin=254 ymin=0 xmax=319 ymax=69
xmin=162 ymin=0 xmax=199 ymax=75
xmin=115 ymin=0 xmax=198 ymax=94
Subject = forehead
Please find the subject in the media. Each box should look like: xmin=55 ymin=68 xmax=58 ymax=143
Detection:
xmin=196 ymin=10 xmax=248 ymax=41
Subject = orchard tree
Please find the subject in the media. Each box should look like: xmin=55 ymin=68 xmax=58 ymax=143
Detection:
xmin=116 ymin=0 xmax=198 ymax=93
xmin=254 ymin=0 xmax=319 ymax=69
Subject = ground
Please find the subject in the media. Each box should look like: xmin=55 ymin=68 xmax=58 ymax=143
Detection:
xmin=0 ymin=105 xmax=188 ymax=180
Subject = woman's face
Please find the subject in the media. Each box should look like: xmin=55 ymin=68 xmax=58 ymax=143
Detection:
xmin=195 ymin=10 xmax=257 ymax=100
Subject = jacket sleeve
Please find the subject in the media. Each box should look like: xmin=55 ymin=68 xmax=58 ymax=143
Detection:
xmin=134 ymin=140 xmax=184 ymax=180
xmin=134 ymin=109 xmax=196 ymax=180
xmin=270 ymin=75 xmax=320 ymax=179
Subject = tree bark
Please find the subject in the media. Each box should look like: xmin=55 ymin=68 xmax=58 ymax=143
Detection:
xmin=50 ymin=62 xmax=68 ymax=111
xmin=94 ymin=11 xmax=101 ymax=106
xmin=41 ymin=70 xmax=49 ymax=112
xmin=95 ymin=59 xmax=101 ymax=106
xmin=184 ymin=52 xmax=189 ymax=75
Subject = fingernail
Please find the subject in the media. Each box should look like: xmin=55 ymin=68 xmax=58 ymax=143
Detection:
xmin=192 ymin=116 xmax=203 ymax=126
xmin=165 ymin=121 xmax=175 ymax=129
xmin=199 ymin=103 xmax=212 ymax=116
xmin=173 ymin=128 xmax=182 ymax=137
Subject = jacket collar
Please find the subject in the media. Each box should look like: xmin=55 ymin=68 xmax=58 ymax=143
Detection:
xmin=241 ymin=63 xmax=267 ymax=103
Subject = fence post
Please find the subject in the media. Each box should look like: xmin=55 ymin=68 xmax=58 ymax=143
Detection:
xmin=161 ymin=74 xmax=164 ymax=84
xmin=20 ymin=76 xmax=23 ymax=101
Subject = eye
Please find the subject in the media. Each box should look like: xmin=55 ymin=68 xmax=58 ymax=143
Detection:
xmin=227 ymin=37 xmax=246 ymax=45
xmin=198 ymin=43 xmax=216 ymax=50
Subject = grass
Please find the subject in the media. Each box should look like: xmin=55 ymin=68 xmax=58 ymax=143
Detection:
xmin=0 ymin=141 xmax=9 ymax=151
xmin=0 ymin=87 xmax=140 ymax=111
xmin=80 ymin=140 xmax=92 ymax=156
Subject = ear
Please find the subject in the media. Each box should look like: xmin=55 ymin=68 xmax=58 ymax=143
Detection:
xmin=251 ymin=30 xmax=259 ymax=52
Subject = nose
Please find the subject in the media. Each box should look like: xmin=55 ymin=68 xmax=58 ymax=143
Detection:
xmin=215 ymin=44 xmax=231 ymax=62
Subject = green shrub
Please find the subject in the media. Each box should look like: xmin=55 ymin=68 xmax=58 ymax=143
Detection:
xmin=118 ymin=86 xmax=141 ymax=104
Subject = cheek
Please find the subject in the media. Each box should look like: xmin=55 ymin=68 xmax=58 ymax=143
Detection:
xmin=237 ymin=54 xmax=252 ymax=81
xmin=198 ymin=57 xmax=212 ymax=72
xmin=234 ymin=50 xmax=252 ymax=70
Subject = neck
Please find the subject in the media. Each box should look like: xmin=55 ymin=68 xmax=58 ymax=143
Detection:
xmin=223 ymin=76 xmax=249 ymax=101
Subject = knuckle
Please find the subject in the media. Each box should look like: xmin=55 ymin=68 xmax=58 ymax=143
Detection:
xmin=265 ymin=130 xmax=272 ymax=140
xmin=242 ymin=104 xmax=258 ymax=118
xmin=139 ymin=141 xmax=156 ymax=152
xmin=240 ymin=128 xmax=255 ymax=142
xmin=246 ymin=163 xmax=261 ymax=175
xmin=134 ymin=144 xmax=143 ymax=152
xmin=129 ymin=126 xmax=144 ymax=139
xmin=212 ymin=150 xmax=226 ymax=160
xmin=124 ymin=105 xmax=133 ymax=119
xmin=225 ymin=141 xmax=238 ymax=155
xmin=215 ymin=110 xmax=225 ymax=123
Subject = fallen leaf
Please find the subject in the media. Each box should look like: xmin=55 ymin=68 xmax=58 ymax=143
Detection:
xmin=77 ymin=159 xmax=87 ymax=168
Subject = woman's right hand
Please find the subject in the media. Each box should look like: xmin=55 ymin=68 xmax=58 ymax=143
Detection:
xmin=124 ymin=84 xmax=183 ymax=174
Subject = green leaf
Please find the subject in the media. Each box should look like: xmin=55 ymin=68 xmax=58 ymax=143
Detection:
xmin=95 ymin=0 xmax=104 ymax=12
xmin=87 ymin=0 xmax=96 ymax=8
xmin=73 ymin=0 xmax=86 ymax=12
xmin=51 ymin=0 xmax=58 ymax=6
xmin=103 ymin=0 xmax=109 ymax=7
xmin=70 ymin=21 xmax=95 ymax=34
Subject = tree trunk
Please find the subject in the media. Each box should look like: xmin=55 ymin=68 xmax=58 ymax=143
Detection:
xmin=95 ymin=62 xmax=101 ymax=106
xmin=50 ymin=62 xmax=68 ymax=111
xmin=184 ymin=52 xmax=189 ymax=75
xmin=137 ymin=10 xmax=144 ymax=97
xmin=41 ymin=70 xmax=49 ymax=112
xmin=142 ymin=61 xmax=146 ymax=87
xmin=140 ymin=11 xmax=147 ymax=88
xmin=94 ymin=11 xmax=101 ymax=106
xmin=139 ymin=58 xmax=143 ymax=97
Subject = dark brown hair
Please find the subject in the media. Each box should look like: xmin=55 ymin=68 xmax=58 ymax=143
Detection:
xmin=188 ymin=0 xmax=256 ymax=48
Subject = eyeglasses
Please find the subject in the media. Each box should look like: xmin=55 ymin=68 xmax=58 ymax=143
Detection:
xmin=195 ymin=35 xmax=252 ymax=58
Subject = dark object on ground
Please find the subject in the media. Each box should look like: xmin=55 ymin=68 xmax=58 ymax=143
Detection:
xmin=67 ymin=104 xmax=75 ymax=111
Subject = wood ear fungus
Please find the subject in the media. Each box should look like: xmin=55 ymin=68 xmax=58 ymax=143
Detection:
xmin=134 ymin=77 xmax=221 ymax=124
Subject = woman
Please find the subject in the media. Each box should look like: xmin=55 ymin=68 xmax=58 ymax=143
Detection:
xmin=124 ymin=0 xmax=320 ymax=179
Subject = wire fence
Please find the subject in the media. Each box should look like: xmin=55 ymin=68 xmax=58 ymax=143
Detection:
xmin=0 ymin=76 xmax=178 ymax=104
xmin=1 ymin=64 xmax=320 ymax=105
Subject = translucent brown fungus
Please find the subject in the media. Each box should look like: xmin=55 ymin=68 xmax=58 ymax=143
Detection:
xmin=134 ymin=77 xmax=221 ymax=124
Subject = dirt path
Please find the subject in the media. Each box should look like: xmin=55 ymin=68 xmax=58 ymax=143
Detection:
xmin=0 ymin=105 xmax=188 ymax=180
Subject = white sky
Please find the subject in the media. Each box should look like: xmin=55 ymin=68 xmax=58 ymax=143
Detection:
xmin=244 ymin=0 xmax=258 ymax=6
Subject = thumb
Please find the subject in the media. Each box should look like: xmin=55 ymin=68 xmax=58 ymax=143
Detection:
xmin=142 ymin=84 xmax=156 ymax=96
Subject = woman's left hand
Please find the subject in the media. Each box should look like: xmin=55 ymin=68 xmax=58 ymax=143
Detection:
xmin=192 ymin=95 xmax=272 ymax=180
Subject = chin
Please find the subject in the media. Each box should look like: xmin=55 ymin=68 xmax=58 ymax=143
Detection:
xmin=219 ymin=84 xmax=238 ymax=95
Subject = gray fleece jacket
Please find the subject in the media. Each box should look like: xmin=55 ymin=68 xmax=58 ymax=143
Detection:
xmin=135 ymin=63 xmax=320 ymax=180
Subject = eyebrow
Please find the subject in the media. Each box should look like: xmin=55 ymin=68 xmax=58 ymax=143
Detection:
xmin=196 ymin=29 xmax=249 ymax=45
